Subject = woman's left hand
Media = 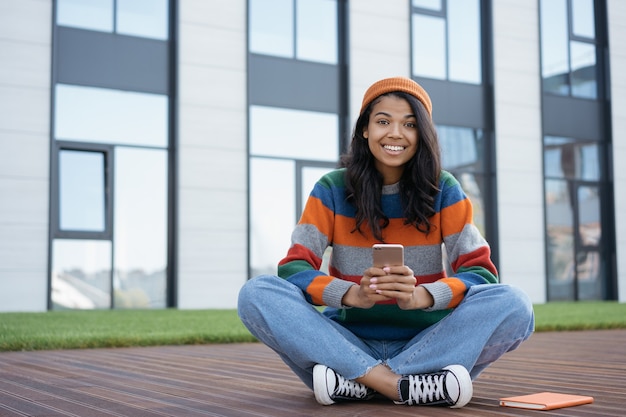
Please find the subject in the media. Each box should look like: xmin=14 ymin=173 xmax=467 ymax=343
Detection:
xmin=369 ymin=266 xmax=433 ymax=310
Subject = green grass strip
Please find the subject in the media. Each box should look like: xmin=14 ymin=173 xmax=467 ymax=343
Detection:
xmin=1 ymin=302 xmax=624 ymax=352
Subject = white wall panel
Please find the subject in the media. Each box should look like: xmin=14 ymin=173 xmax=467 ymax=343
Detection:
xmin=177 ymin=0 xmax=248 ymax=309
xmin=493 ymin=0 xmax=546 ymax=302
xmin=0 ymin=0 xmax=51 ymax=312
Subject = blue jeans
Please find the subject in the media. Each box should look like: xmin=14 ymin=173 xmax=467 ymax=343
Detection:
xmin=238 ymin=275 xmax=534 ymax=390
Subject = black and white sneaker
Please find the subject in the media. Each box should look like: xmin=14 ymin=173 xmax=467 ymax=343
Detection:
xmin=313 ymin=364 xmax=375 ymax=405
xmin=394 ymin=364 xmax=473 ymax=408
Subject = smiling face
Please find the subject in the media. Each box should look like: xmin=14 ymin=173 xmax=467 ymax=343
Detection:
xmin=363 ymin=95 xmax=418 ymax=185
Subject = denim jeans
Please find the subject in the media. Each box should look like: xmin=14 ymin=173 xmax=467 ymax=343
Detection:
xmin=238 ymin=274 xmax=534 ymax=390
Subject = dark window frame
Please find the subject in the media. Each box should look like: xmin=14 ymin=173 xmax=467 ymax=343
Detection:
xmin=50 ymin=141 xmax=115 ymax=241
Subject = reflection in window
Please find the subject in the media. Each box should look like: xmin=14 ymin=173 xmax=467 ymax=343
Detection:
xmin=438 ymin=126 xmax=486 ymax=235
xmin=248 ymin=0 xmax=337 ymax=64
xmin=540 ymin=0 xmax=597 ymax=98
xmin=56 ymin=0 xmax=113 ymax=32
xmin=545 ymin=179 xmax=575 ymax=300
xmin=250 ymin=157 xmax=296 ymax=277
xmin=544 ymin=135 xmax=605 ymax=300
xmin=113 ymin=147 xmax=168 ymax=308
xmin=543 ymin=136 xmax=600 ymax=180
xmin=59 ymin=150 xmax=106 ymax=232
xmin=117 ymin=0 xmax=169 ymax=40
xmin=55 ymin=84 xmax=168 ymax=147
xmin=249 ymin=106 xmax=338 ymax=161
xmin=51 ymin=239 xmax=112 ymax=309
xmin=412 ymin=0 xmax=482 ymax=84
xmin=570 ymin=41 xmax=596 ymax=99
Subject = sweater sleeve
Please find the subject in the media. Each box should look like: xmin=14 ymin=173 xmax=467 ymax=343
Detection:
xmin=421 ymin=172 xmax=498 ymax=310
xmin=277 ymin=172 xmax=356 ymax=308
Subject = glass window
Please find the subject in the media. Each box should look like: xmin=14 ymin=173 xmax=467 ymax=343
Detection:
xmin=55 ymin=84 xmax=168 ymax=148
xmin=113 ymin=147 xmax=168 ymax=308
xmin=412 ymin=0 xmax=442 ymax=11
xmin=412 ymin=0 xmax=481 ymax=84
xmin=577 ymin=186 xmax=603 ymax=299
xmin=544 ymin=136 xmax=600 ymax=180
xmin=249 ymin=0 xmax=338 ymax=64
xmin=117 ymin=0 xmax=169 ymax=40
xmin=545 ymin=179 xmax=575 ymax=300
xmin=296 ymin=0 xmax=337 ymax=64
xmin=448 ymin=0 xmax=481 ymax=84
xmin=540 ymin=0 xmax=597 ymax=98
xmin=412 ymin=14 xmax=446 ymax=80
xmin=438 ymin=126 xmax=487 ymax=235
xmin=59 ymin=150 xmax=106 ymax=232
xmin=540 ymin=0 xmax=570 ymax=95
xmin=250 ymin=157 xmax=296 ymax=277
xmin=570 ymin=41 xmax=597 ymax=99
xmin=56 ymin=0 xmax=114 ymax=32
xmin=249 ymin=106 xmax=338 ymax=161
xmin=249 ymin=0 xmax=294 ymax=58
xmin=51 ymin=239 xmax=112 ymax=309
xmin=571 ymin=0 xmax=595 ymax=38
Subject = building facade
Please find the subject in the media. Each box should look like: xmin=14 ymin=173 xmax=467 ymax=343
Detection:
xmin=1 ymin=0 xmax=625 ymax=312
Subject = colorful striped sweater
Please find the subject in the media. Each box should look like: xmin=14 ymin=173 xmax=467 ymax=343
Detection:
xmin=277 ymin=168 xmax=498 ymax=340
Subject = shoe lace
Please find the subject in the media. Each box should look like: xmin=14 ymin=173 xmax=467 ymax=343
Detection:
xmin=408 ymin=372 xmax=447 ymax=404
xmin=335 ymin=375 xmax=370 ymax=399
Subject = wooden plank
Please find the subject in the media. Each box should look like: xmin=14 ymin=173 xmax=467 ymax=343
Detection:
xmin=0 ymin=330 xmax=624 ymax=417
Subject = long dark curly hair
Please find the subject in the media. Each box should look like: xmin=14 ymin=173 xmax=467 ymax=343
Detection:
xmin=339 ymin=91 xmax=441 ymax=242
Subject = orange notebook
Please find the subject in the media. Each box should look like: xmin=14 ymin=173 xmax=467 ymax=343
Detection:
xmin=499 ymin=392 xmax=594 ymax=410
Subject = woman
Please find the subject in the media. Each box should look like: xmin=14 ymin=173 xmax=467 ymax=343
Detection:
xmin=238 ymin=76 xmax=534 ymax=408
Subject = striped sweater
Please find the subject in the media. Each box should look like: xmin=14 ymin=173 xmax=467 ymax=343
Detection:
xmin=278 ymin=168 xmax=498 ymax=339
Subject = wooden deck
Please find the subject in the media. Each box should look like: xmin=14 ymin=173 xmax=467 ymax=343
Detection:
xmin=1 ymin=329 xmax=624 ymax=416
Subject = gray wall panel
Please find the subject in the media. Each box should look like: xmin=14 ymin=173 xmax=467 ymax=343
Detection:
xmin=56 ymin=27 xmax=168 ymax=94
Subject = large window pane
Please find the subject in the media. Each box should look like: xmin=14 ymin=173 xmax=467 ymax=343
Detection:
xmin=51 ymin=239 xmax=112 ymax=309
xmin=113 ymin=147 xmax=167 ymax=308
xmin=250 ymin=106 xmax=338 ymax=161
xmin=117 ymin=0 xmax=169 ymax=40
xmin=571 ymin=0 xmax=595 ymax=39
xmin=55 ymin=84 xmax=168 ymax=147
xmin=570 ymin=41 xmax=597 ymax=99
xmin=249 ymin=0 xmax=294 ymax=58
xmin=412 ymin=14 xmax=446 ymax=80
xmin=296 ymin=0 xmax=337 ymax=64
xmin=59 ymin=150 xmax=106 ymax=232
xmin=540 ymin=0 xmax=569 ymax=95
xmin=56 ymin=0 xmax=113 ymax=33
xmin=250 ymin=158 xmax=296 ymax=276
xmin=448 ymin=0 xmax=481 ymax=84
xmin=545 ymin=179 xmax=575 ymax=300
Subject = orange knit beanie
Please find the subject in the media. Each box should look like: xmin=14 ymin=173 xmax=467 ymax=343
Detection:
xmin=360 ymin=76 xmax=432 ymax=117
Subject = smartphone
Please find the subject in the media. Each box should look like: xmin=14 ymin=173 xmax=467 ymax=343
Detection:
xmin=372 ymin=244 xmax=404 ymax=267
